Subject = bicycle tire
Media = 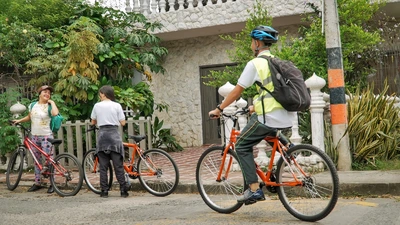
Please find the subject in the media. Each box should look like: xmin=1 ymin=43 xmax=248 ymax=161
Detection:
xmin=6 ymin=148 xmax=25 ymax=191
xmin=137 ymin=148 xmax=179 ymax=197
xmin=50 ymin=153 xmax=84 ymax=197
xmin=275 ymin=144 xmax=339 ymax=222
xmin=196 ymin=146 xmax=245 ymax=214
xmin=82 ymin=149 xmax=114 ymax=194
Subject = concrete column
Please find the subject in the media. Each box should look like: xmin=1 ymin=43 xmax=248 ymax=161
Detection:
xmin=236 ymin=97 xmax=248 ymax=131
xmin=218 ymin=82 xmax=236 ymax=145
xmin=290 ymin=113 xmax=302 ymax=145
xmin=305 ymin=73 xmax=326 ymax=151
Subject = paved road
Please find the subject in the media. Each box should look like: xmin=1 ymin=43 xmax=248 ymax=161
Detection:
xmin=1 ymin=185 xmax=400 ymax=225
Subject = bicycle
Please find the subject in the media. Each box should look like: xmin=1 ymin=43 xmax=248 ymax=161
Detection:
xmin=83 ymin=126 xmax=179 ymax=197
xmin=196 ymin=108 xmax=339 ymax=222
xmin=6 ymin=121 xmax=84 ymax=197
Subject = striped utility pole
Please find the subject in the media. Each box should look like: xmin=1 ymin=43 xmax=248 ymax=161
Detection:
xmin=324 ymin=0 xmax=352 ymax=170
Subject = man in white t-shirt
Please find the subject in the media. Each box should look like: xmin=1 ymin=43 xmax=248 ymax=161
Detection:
xmin=208 ymin=25 xmax=295 ymax=205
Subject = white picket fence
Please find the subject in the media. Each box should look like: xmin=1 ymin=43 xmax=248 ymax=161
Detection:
xmin=2 ymin=117 xmax=152 ymax=169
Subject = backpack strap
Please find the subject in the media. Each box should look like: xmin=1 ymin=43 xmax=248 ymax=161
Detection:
xmin=255 ymin=81 xmax=268 ymax=124
xmin=30 ymin=101 xmax=52 ymax=117
xmin=255 ymin=55 xmax=277 ymax=124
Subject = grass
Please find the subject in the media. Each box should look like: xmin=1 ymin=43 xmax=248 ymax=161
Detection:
xmin=352 ymin=158 xmax=400 ymax=171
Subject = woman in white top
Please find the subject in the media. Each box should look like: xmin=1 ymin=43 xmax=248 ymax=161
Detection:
xmin=13 ymin=85 xmax=59 ymax=193
xmin=90 ymin=85 xmax=128 ymax=198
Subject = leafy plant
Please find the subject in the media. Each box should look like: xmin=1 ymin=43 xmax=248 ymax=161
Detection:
xmin=151 ymin=116 xmax=183 ymax=152
xmin=0 ymin=87 xmax=29 ymax=155
xmin=277 ymin=0 xmax=388 ymax=92
xmin=202 ymin=0 xmax=271 ymax=99
xmin=345 ymin=83 xmax=400 ymax=169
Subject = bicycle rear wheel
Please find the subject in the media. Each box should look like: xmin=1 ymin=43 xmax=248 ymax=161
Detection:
xmin=137 ymin=149 xmax=179 ymax=197
xmin=50 ymin=153 xmax=84 ymax=197
xmin=6 ymin=148 xmax=25 ymax=191
xmin=82 ymin=149 xmax=113 ymax=194
xmin=196 ymin=146 xmax=245 ymax=214
xmin=275 ymin=144 xmax=339 ymax=222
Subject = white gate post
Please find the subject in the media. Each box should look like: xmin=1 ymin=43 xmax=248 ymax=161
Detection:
xmin=305 ymin=73 xmax=327 ymax=151
xmin=218 ymin=82 xmax=236 ymax=146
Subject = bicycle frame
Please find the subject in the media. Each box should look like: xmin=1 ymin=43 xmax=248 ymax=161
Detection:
xmin=216 ymin=112 xmax=306 ymax=188
xmin=123 ymin=142 xmax=158 ymax=177
xmin=21 ymin=128 xmax=68 ymax=177
xmin=23 ymin=137 xmax=53 ymax=172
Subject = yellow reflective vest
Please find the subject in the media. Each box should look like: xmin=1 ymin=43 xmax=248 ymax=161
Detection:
xmin=253 ymin=52 xmax=284 ymax=115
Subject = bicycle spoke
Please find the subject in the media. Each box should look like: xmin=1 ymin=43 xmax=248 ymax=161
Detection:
xmin=138 ymin=149 xmax=179 ymax=197
xmin=276 ymin=144 xmax=339 ymax=222
xmin=196 ymin=146 xmax=245 ymax=214
xmin=82 ymin=149 xmax=113 ymax=194
xmin=50 ymin=153 xmax=83 ymax=197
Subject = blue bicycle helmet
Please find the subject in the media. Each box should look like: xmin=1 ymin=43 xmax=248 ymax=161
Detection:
xmin=250 ymin=25 xmax=278 ymax=43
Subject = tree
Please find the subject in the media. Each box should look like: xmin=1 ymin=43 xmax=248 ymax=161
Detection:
xmin=204 ymin=0 xmax=397 ymax=94
xmin=203 ymin=0 xmax=272 ymax=99
xmin=24 ymin=1 xmax=168 ymax=104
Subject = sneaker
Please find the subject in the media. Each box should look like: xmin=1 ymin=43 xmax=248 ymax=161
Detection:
xmin=237 ymin=188 xmax=266 ymax=205
xmin=120 ymin=191 xmax=129 ymax=198
xmin=28 ymin=184 xmax=42 ymax=192
xmin=100 ymin=190 xmax=108 ymax=198
xmin=47 ymin=185 xmax=54 ymax=194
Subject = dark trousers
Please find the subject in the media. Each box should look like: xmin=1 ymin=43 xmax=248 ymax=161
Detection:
xmin=235 ymin=113 xmax=290 ymax=186
xmin=97 ymin=151 xmax=126 ymax=191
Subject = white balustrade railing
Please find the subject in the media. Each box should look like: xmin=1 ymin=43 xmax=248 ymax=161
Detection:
xmin=86 ymin=0 xmax=235 ymax=14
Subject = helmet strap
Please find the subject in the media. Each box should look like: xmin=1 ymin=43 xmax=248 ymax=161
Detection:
xmin=253 ymin=39 xmax=269 ymax=57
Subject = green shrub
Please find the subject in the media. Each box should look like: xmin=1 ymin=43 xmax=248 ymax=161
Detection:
xmin=346 ymin=84 xmax=400 ymax=169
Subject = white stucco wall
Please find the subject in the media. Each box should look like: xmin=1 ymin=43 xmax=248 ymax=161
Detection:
xmin=150 ymin=35 xmax=234 ymax=147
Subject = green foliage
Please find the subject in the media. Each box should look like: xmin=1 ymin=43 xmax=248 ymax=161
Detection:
xmin=203 ymin=0 xmax=272 ymax=99
xmin=0 ymin=20 xmax=47 ymax=76
xmin=0 ymin=88 xmax=29 ymax=155
xmin=7 ymin=0 xmax=167 ymax=103
xmin=0 ymin=0 xmax=76 ymax=29
xmin=298 ymin=111 xmax=312 ymax=144
xmin=151 ymin=116 xmax=183 ymax=152
xmin=114 ymin=83 xmax=151 ymax=116
xmin=346 ymin=83 xmax=400 ymax=169
xmin=277 ymin=0 xmax=384 ymax=92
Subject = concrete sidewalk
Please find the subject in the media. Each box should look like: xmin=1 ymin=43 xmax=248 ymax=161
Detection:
xmin=1 ymin=145 xmax=400 ymax=196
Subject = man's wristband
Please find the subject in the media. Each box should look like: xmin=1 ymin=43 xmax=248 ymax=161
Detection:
xmin=216 ymin=104 xmax=223 ymax=112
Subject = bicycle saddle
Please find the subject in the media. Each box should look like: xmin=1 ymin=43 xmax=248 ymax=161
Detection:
xmin=47 ymin=138 xmax=62 ymax=145
xmin=128 ymin=135 xmax=147 ymax=143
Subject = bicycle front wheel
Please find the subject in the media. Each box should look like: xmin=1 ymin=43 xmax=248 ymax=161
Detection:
xmin=137 ymin=149 xmax=179 ymax=197
xmin=50 ymin=153 xmax=84 ymax=197
xmin=275 ymin=144 xmax=339 ymax=222
xmin=82 ymin=149 xmax=113 ymax=194
xmin=196 ymin=146 xmax=245 ymax=214
xmin=6 ymin=148 xmax=25 ymax=191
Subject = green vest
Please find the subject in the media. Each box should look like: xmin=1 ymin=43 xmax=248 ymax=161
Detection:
xmin=253 ymin=52 xmax=284 ymax=115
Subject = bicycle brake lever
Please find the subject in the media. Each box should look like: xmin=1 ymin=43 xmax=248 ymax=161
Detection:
xmin=209 ymin=114 xmax=220 ymax=119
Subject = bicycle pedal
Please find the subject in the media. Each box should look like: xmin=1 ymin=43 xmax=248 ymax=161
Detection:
xmin=266 ymin=186 xmax=277 ymax=193
xmin=244 ymin=199 xmax=257 ymax=205
xmin=243 ymin=196 xmax=266 ymax=205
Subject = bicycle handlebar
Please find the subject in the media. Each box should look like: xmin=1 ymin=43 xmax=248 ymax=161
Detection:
xmin=209 ymin=107 xmax=250 ymax=119
xmin=86 ymin=125 xmax=98 ymax=132
xmin=8 ymin=120 xmax=30 ymax=134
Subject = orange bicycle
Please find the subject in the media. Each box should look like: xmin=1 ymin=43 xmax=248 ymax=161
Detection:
xmin=196 ymin=108 xmax=339 ymax=222
xmin=83 ymin=126 xmax=179 ymax=196
xmin=6 ymin=121 xmax=84 ymax=197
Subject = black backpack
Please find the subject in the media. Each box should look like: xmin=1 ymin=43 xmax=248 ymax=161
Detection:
xmin=255 ymin=55 xmax=311 ymax=112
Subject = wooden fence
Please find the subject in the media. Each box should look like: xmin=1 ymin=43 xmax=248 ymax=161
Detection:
xmin=25 ymin=117 xmax=152 ymax=167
